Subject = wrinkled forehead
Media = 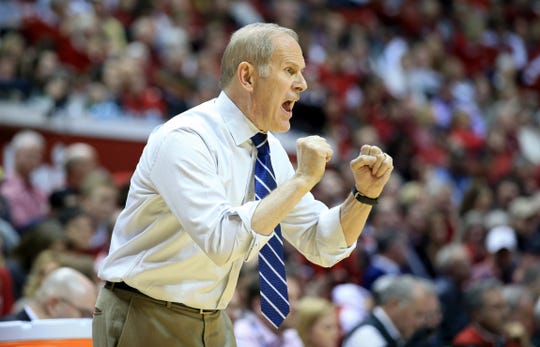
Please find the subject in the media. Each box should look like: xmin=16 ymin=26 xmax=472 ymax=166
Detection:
xmin=270 ymin=34 xmax=305 ymax=66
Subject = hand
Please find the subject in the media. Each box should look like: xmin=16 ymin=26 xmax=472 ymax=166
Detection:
xmin=350 ymin=145 xmax=393 ymax=199
xmin=295 ymin=135 xmax=333 ymax=187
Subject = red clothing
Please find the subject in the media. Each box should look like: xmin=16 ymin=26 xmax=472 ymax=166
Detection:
xmin=121 ymin=87 xmax=166 ymax=119
xmin=0 ymin=266 xmax=14 ymax=317
xmin=453 ymin=325 xmax=521 ymax=347
xmin=21 ymin=17 xmax=92 ymax=73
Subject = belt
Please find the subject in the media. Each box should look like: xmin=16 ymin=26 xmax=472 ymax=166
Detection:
xmin=104 ymin=281 xmax=219 ymax=315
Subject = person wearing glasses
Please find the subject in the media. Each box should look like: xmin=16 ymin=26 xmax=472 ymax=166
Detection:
xmin=1 ymin=267 xmax=96 ymax=321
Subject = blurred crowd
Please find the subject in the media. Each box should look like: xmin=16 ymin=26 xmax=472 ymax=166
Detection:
xmin=1 ymin=0 xmax=540 ymax=346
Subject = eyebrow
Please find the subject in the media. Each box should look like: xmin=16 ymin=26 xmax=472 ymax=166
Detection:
xmin=283 ymin=61 xmax=305 ymax=71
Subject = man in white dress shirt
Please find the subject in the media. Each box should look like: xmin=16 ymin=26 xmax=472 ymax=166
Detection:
xmin=93 ymin=22 xmax=393 ymax=347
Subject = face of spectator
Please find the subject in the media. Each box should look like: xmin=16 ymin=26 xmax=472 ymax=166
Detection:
xmin=388 ymin=235 xmax=408 ymax=267
xmin=65 ymin=214 xmax=95 ymax=250
xmin=475 ymin=288 xmax=508 ymax=334
xmin=451 ymin=255 xmax=472 ymax=284
xmin=493 ymin=248 xmax=514 ymax=270
xmin=510 ymin=294 xmax=536 ymax=335
xmin=15 ymin=144 xmax=43 ymax=177
xmin=419 ymin=293 xmax=442 ymax=329
xmin=392 ymin=286 xmax=429 ymax=339
xmin=48 ymin=292 xmax=95 ymax=319
xmin=308 ymin=309 xmax=340 ymax=347
xmin=249 ymin=33 xmax=307 ymax=133
xmin=82 ymin=184 xmax=118 ymax=224
xmin=282 ymin=277 xmax=302 ymax=329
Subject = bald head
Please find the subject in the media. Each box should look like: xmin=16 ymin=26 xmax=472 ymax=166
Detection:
xmin=11 ymin=130 xmax=45 ymax=177
xmin=35 ymin=267 xmax=97 ymax=319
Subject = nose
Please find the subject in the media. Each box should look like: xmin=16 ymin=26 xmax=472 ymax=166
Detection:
xmin=294 ymin=72 xmax=307 ymax=93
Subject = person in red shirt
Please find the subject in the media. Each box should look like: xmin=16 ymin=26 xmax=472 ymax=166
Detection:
xmin=453 ymin=278 xmax=532 ymax=347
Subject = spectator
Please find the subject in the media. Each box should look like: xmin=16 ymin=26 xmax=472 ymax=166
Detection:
xmin=79 ymin=170 xmax=118 ymax=255
xmin=362 ymin=227 xmax=409 ymax=290
xmin=331 ymin=283 xmax=373 ymax=336
xmin=0 ymin=216 xmax=19 ymax=255
xmin=532 ymin=296 xmax=540 ymax=347
xmin=49 ymin=142 xmax=99 ymax=213
xmin=343 ymin=275 xmax=430 ymax=347
xmin=459 ymin=210 xmax=489 ymax=264
xmin=26 ymin=249 xmax=96 ymax=297
xmin=5 ymin=219 xmax=67 ymax=300
xmin=453 ymin=278 xmax=530 ymax=347
xmin=502 ymin=284 xmax=536 ymax=347
xmin=521 ymin=263 xmax=540 ymax=303
xmin=472 ymin=225 xmax=518 ymax=284
xmin=403 ymin=278 xmax=443 ymax=347
xmin=512 ymin=231 xmax=540 ymax=285
xmin=507 ymin=196 xmax=539 ymax=252
xmin=413 ymin=209 xmax=450 ymax=278
xmin=433 ymin=243 xmax=472 ymax=343
xmin=0 ymin=130 xmax=49 ymax=233
xmin=296 ymin=296 xmax=340 ymax=347
xmin=1 ymin=267 xmax=96 ymax=321
xmin=10 ymin=248 xmax=95 ymax=315
xmin=234 ymin=272 xmax=303 ymax=347
xmin=57 ymin=206 xmax=94 ymax=255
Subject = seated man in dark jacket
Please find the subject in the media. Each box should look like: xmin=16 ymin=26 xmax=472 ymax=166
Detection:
xmin=342 ymin=275 xmax=432 ymax=347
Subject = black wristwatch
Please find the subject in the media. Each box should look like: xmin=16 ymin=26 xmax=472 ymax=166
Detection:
xmin=351 ymin=186 xmax=378 ymax=205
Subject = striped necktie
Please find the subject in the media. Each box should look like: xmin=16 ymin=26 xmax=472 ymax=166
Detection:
xmin=251 ymin=132 xmax=289 ymax=329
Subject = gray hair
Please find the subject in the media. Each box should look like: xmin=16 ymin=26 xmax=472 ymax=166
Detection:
xmin=503 ymin=284 xmax=532 ymax=313
xmin=220 ymin=23 xmax=298 ymax=87
xmin=416 ymin=277 xmax=437 ymax=296
xmin=372 ymin=274 xmax=419 ymax=306
xmin=64 ymin=142 xmax=97 ymax=168
xmin=464 ymin=278 xmax=503 ymax=313
xmin=435 ymin=243 xmax=468 ymax=273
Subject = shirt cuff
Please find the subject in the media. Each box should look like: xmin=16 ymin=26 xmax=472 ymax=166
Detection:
xmin=233 ymin=200 xmax=273 ymax=262
xmin=318 ymin=205 xmax=357 ymax=252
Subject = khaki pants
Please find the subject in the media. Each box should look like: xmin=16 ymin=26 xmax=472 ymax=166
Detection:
xmin=92 ymin=285 xmax=237 ymax=347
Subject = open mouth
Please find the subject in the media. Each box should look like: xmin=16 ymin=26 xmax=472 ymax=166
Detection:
xmin=282 ymin=100 xmax=293 ymax=113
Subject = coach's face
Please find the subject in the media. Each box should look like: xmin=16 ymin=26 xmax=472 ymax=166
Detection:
xmin=250 ymin=33 xmax=307 ymax=133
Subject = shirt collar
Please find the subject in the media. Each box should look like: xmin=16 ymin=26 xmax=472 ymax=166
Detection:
xmin=216 ymin=91 xmax=261 ymax=147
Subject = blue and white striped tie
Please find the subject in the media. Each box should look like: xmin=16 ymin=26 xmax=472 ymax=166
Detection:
xmin=251 ymin=132 xmax=289 ymax=329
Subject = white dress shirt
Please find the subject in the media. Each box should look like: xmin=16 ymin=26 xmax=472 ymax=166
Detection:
xmin=99 ymin=92 xmax=355 ymax=309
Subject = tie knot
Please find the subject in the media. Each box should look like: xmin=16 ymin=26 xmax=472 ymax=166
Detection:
xmin=251 ymin=133 xmax=269 ymax=155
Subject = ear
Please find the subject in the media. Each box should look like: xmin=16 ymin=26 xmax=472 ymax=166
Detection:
xmin=45 ymin=296 xmax=59 ymax=317
xmin=237 ymin=62 xmax=255 ymax=91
